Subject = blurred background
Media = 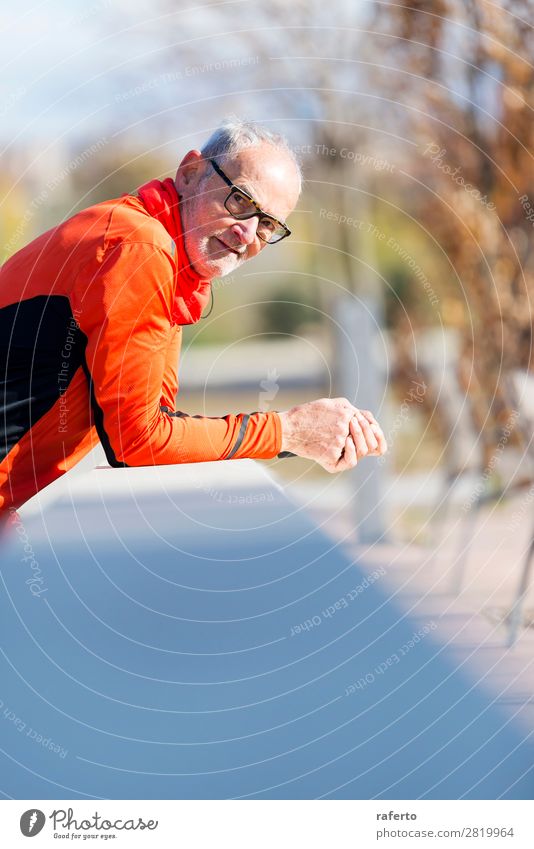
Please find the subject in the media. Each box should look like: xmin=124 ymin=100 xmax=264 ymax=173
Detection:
xmin=3 ymin=0 xmax=534 ymax=541
xmin=2 ymin=0 xmax=534 ymax=800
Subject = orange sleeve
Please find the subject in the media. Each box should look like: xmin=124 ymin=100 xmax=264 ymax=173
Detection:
xmin=76 ymin=242 xmax=282 ymax=466
xmin=160 ymin=325 xmax=181 ymax=409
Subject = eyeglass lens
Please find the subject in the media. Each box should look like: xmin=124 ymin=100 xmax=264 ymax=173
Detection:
xmin=225 ymin=190 xmax=285 ymax=243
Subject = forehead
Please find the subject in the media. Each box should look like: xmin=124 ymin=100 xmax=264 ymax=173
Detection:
xmin=220 ymin=143 xmax=300 ymax=221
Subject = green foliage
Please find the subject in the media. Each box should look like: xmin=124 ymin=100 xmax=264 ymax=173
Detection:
xmin=258 ymin=287 xmax=322 ymax=336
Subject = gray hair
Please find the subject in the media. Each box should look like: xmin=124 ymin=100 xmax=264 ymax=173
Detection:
xmin=200 ymin=117 xmax=302 ymax=194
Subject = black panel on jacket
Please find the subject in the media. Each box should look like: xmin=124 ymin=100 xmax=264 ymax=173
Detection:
xmin=0 ymin=295 xmax=86 ymax=462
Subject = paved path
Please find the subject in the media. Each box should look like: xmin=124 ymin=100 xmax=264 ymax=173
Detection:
xmin=0 ymin=462 xmax=532 ymax=799
xmin=296 ymin=479 xmax=534 ymax=739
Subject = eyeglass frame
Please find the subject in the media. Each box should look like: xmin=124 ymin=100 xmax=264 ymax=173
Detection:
xmin=208 ymin=158 xmax=291 ymax=244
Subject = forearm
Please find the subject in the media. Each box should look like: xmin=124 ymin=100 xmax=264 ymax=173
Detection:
xmin=277 ymin=409 xmax=298 ymax=454
xmin=108 ymin=407 xmax=282 ymax=466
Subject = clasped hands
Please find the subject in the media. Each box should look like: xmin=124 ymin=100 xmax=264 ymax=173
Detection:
xmin=277 ymin=397 xmax=387 ymax=474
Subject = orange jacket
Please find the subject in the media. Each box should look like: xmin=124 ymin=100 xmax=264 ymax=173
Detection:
xmin=0 ymin=178 xmax=281 ymax=512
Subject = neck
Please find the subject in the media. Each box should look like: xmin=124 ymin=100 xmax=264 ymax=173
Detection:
xmin=134 ymin=177 xmax=212 ymax=324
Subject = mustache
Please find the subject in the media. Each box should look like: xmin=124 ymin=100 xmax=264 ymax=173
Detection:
xmin=214 ymin=236 xmax=247 ymax=256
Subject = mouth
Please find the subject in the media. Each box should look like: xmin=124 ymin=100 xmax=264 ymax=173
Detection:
xmin=214 ymin=237 xmax=245 ymax=258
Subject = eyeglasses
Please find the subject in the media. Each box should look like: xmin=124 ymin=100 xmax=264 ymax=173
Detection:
xmin=208 ymin=158 xmax=291 ymax=244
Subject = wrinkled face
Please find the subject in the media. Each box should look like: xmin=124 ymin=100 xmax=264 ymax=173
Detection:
xmin=175 ymin=142 xmax=300 ymax=279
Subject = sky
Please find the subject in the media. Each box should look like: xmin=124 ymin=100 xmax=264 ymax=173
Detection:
xmin=0 ymin=0 xmax=373 ymax=147
xmin=0 ymin=0 xmax=223 ymax=143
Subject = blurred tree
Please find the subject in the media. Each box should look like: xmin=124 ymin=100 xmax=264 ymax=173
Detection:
xmin=259 ymin=289 xmax=322 ymax=336
xmin=368 ymin=0 xmax=534 ymax=470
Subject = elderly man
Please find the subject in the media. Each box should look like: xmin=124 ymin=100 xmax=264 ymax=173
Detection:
xmin=0 ymin=119 xmax=386 ymax=515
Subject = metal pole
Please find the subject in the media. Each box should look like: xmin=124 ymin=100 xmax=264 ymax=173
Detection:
xmin=333 ymin=295 xmax=388 ymax=544
xmin=506 ymin=521 xmax=534 ymax=647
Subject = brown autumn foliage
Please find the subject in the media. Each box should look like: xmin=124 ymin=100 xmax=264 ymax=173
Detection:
xmin=367 ymin=0 xmax=534 ymax=470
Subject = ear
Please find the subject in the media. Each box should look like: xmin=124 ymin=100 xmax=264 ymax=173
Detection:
xmin=175 ymin=149 xmax=205 ymax=195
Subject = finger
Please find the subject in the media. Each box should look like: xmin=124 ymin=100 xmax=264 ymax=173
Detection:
xmin=360 ymin=409 xmax=380 ymax=426
xmin=360 ymin=410 xmax=388 ymax=455
xmin=349 ymin=416 xmax=369 ymax=456
xmin=336 ymin=433 xmax=357 ymax=471
xmin=373 ymin=426 xmax=388 ymax=455
xmin=353 ymin=410 xmax=379 ymax=452
xmin=370 ymin=423 xmax=387 ymax=455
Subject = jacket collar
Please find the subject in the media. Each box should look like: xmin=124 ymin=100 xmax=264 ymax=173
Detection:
xmin=135 ymin=177 xmax=212 ymax=325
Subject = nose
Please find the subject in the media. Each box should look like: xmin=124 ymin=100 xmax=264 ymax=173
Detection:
xmin=231 ymin=216 xmax=259 ymax=245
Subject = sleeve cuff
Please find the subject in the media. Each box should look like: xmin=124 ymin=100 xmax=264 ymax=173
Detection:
xmin=270 ymin=410 xmax=283 ymax=457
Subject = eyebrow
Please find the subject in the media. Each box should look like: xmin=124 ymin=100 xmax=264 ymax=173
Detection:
xmin=237 ymin=182 xmax=265 ymax=209
xmin=236 ymin=182 xmax=283 ymax=224
xmin=235 ymin=181 xmax=254 ymax=196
